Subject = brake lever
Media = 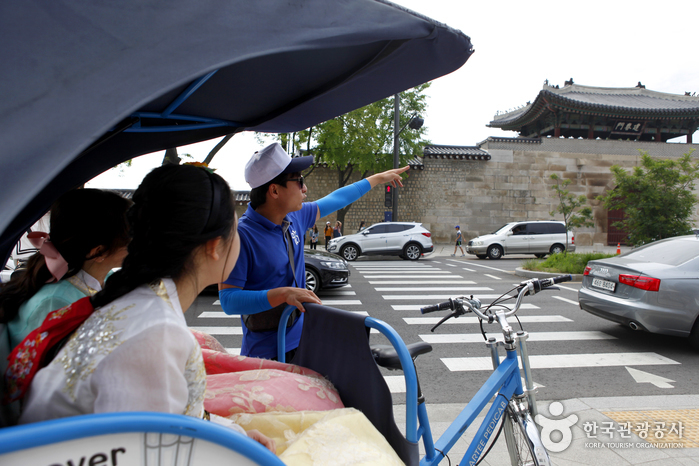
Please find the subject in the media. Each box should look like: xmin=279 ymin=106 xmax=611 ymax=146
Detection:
xmin=430 ymin=312 xmax=457 ymax=332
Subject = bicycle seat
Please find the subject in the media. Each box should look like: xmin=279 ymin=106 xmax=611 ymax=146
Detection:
xmin=370 ymin=342 xmax=433 ymax=371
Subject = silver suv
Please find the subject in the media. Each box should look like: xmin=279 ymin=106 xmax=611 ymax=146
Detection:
xmin=466 ymin=221 xmax=575 ymax=260
xmin=328 ymin=222 xmax=433 ymax=261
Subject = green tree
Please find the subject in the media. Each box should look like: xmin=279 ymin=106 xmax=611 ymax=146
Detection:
xmin=598 ymin=150 xmax=699 ymax=246
xmin=549 ymin=173 xmax=594 ymax=254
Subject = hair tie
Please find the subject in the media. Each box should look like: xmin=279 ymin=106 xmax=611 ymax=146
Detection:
xmin=27 ymin=232 xmax=69 ymax=283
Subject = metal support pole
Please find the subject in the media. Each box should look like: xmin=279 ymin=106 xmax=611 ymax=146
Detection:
xmin=392 ymin=93 xmax=399 ymax=222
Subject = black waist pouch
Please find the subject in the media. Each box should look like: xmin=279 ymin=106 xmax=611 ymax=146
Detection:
xmin=242 ymin=304 xmax=301 ymax=332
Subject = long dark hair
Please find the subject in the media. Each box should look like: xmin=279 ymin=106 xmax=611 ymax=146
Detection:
xmin=91 ymin=164 xmax=236 ymax=308
xmin=0 ymin=189 xmax=131 ymax=323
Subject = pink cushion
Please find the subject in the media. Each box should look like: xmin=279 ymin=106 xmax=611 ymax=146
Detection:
xmin=190 ymin=329 xmax=227 ymax=353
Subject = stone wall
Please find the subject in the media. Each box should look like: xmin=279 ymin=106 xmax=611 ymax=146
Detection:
xmin=253 ymin=137 xmax=699 ymax=245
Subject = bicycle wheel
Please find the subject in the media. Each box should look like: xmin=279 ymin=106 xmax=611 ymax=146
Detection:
xmin=503 ymin=401 xmax=551 ymax=466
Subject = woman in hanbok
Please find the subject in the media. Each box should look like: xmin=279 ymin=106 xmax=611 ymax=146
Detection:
xmin=0 ymin=189 xmax=130 ymax=351
xmin=17 ymin=164 xmax=275 ymax=452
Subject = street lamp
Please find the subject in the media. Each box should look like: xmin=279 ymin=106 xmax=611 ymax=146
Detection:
xmin=392 ymin=93 xmax=424 ymax=222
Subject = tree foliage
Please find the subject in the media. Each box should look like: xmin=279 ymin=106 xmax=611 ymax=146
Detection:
xmin=257 ymin=84 xmax=430 ymax=224
xmin=549 ymin=174 xmax=594 ymax=253
xmin=598 ymin=150 xmax=699 ymax=246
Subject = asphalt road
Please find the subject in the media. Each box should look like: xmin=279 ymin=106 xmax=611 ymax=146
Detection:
xmin=185 ymin=255 xmax=698 ymax=405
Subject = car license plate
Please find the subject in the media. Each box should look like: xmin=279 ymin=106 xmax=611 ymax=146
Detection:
xmin=591 ymin=278 xmax=616 ymax=292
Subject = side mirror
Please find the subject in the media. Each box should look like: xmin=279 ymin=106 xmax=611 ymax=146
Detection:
xmin=506 ymin=231 xmax=513 ymax=236
xmin=361 ymin=230 xmax=369 ymax=235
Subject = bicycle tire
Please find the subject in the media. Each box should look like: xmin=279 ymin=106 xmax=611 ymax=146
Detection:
xmin=503 ymin=401 xmax=551 ymax=466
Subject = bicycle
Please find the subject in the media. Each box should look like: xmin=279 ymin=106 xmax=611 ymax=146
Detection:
xmin=373 ymin=274 xmax=573 ymax=466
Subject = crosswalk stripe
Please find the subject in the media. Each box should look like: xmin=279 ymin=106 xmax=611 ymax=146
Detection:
xmin=552 ymin=296 xmax=579 ymax=305
xmin=320 ymin=290 xmax=356 ymax=296
xmin=322 ymin=299 xmax=362 ymax=305
xmin=225 ymin=348 xmax=241 ymax=355
xmin=453 ymin=261 xmax=508 ymax=273
xmin=462 ymin=268 xmax=476 ymax=272
xmin=442 ymin=352 xmax=681 ymax=371
xmin=422 ymin=331 xmax=614 ymax=344
xmin=213 ymin=300 xmax=220 ymax=305
xmin=383 ymin=294 xmax=502 ymax=300
xmin=198 ymin=311 xmax=237 ymax=318
xmin=384 ymin=375 xmax=406 ymax=393
xmin=190 ymin=326 xmax=242 ymax=335
xmin=404 ymin=315 xmax=569 ymax=325
xmin=484 ymin=274 xmax=501 ymax=280
xmin=367 ymin=275 xmax=460 ymax=279
xmin=369 ymin=280 xmax=474 ymax=285
xmin=360 ymin=270 xmax=452 ymax=274
xmin=375 ymin=286 xmax=492 ymax=292
xmin=393 ymin=303 xmax=540 ymax=311
xmin=446 ymin=264 xmax=457 ymax=267
xmin=375 ymin=286 xmax=493 ymax=293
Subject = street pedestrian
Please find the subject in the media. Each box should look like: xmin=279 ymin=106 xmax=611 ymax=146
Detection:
xmin=452 ymin=225 xmax=465 ymax=257
xmin=324 ymin=221 xmax=333 ymax=249
xmin=333 ymin=220 xmax=342 ymax=238
xmin=357 ymin=221 xmax=366 ymax=233
xmin=310 ymin=225 xmax=319 ymax=250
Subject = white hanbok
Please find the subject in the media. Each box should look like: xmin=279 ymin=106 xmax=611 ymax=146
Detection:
xmin=20 ymin=279 xmax=206 ymax=424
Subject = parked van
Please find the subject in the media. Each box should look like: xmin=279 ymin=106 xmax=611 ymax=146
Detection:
xmin=466 ymin=221 xmax=575 ymax=260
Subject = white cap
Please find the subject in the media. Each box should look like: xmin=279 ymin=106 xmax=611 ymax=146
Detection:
xmin=244 ymin=142 xmax=313 ymax=189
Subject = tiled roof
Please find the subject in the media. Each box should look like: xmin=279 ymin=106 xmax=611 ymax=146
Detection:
xmin=407 ymin=157 xmax=424 ymax=169
xmin=423 ymin=144 xmax=491 ymax=160
xmin=235 ymin=191 xmax=250 ymax=203
xmin=489 ymin=83 xmax=699 ymax=129
xmin=477 ymin=137 xmax=541 ymax=147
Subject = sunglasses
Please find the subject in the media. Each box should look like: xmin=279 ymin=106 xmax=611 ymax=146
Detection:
xmin=285 ymin=176 xmax=305 ymax=188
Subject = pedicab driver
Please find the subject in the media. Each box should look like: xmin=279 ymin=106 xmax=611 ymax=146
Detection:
xmin=219 ymin=143 xmax=408 ymax=360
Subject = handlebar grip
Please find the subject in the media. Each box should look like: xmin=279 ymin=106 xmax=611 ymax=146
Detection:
xmin=420 ymin=300 xmax=453 ymax=314
xmin=536 ymin=274 xmax=572 ymax=290
xmin=552 ymin=274 xmax=572 ymax=284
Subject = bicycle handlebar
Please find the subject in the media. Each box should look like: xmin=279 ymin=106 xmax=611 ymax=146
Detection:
xmin=420 ymin=299 xmax=454 ymax=314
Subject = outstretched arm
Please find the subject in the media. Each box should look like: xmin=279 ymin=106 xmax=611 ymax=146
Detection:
xmin=315 ymin=166 xmax=410 ymax=221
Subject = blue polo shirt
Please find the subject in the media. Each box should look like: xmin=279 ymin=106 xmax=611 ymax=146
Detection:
xmin=222 ymin=202 xmax=318 ymax=358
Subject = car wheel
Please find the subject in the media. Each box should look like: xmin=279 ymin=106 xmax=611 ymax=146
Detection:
xmin=487 ymin=245 xmax=503 ymax=260
xmin=535 ymin=253 xmax=546 ymax=259
xmin=690 ymin=317 xmax=699 ymax=351
xmin=476 ymin=254 xmax=487 ymax=259
xmin=305 ymin=268 xmax=320 ymax=293
xmin=549 ymin=244 xmax=565 ymax=255
xmin=341 ymin=244 xmax=359 ymax=261
xmin=403 ymin=243 xmax=422 ymax=261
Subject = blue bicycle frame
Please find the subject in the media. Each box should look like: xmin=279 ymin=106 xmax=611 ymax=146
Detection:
xmin=277 ymin=306 xmax=526 ymax=466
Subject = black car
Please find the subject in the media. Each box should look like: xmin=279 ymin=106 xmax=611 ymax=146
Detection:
xmin=304 ymin=249 xmax=350 ymax=293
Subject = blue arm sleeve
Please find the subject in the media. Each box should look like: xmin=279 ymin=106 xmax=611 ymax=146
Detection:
xmin=218 ymin=287 xmax=271 ymax=315
xmin=316 ymin=179 xmax=371 ymax=218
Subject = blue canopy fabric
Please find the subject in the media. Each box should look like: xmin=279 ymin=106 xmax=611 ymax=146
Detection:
xmin=0 ymin=0 xmax=473 ymax=263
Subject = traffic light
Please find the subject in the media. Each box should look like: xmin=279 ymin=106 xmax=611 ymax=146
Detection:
xmin=384 ymin=185 xmax=393 ymax=208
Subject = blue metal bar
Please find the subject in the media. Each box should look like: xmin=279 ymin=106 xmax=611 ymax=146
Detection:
xmin=162 ymin=70 xmax=218 ymax=117
xmin=418 ymin=402 xmax=436 ymax=462
xmin=460 ymin=389 xmax=512 ymax=466
xmin=132 ymin=112 xmax=241 ymax=124
xmin=125 ymin=122 xmax=234 ymax=132
xmin=365 ymin=317 xmax=419 ymax=443
xmin=0 ymin=412 xmax=284 ymax=464
xmin=421 ymin=356 xmax=518 ymax=466
xmin=276 ymin=305 xmax=296 ymax=362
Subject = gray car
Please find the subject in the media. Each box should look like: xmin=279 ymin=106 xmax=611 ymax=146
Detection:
xmin=327 ymin=222 xmax=434 ymax=261
xmin=578 ymin=235 xmax=699 ymax=349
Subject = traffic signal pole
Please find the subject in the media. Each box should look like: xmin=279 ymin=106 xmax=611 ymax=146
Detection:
xmin=392 ymin=93 xmax=399 ymax=222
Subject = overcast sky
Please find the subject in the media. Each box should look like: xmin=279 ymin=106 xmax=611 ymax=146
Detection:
xmin=88 ymin=0 xmax=699 ymax=192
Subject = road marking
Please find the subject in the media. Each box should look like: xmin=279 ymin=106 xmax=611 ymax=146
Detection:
xmin=423 ymin=331 xmax=614 ymax=344
xmin=319 ymin=290 xmax=356 ymax=296
xmin=450 ymin=260 xmax=509 ymax=273
xmin=446 ymin=264 xmax=457 ymax=267
xmin=442 ymin=352 xmax=681 ymax=371
xmin=552 ymin=296 xmax=579 ymax=305
xmin=198 ymin=311 xmax=237 ymax=318
xmin=462 ymin=268 xmax=476 ymax=272
xmin=352 ymin=265 xmax=434 ymax=269
xmin=557 ymin=285 xmax=579 ymax=293
xmin=404 ymin=315 xmax=569 ymax=325
xmin=383 ymin=294 xmax=502 ymax=300
xmin=484 ymin=274 xmax=501 ymax=280
xmin=213 ymin=300 xmax=220 ymax=305
xmin=384 ymin=375 xmax=406 ymax=393
xmin=375 ymin=286 xmax=492 ymax=292
xmin=364 ymin=275 xmax=460 ymax=279
xmin=321 ymin=299 xmax=362 ymax=306
xmin=393 ymin=303 xmax=540 ymax=311
xmin=626 ymin=367 xmax=675 ymax=388
xmin=225 ymin=348 xmax=241 ymax=355
xmin=190 ymin=326 xmax=242 ymax=335
xmin=369 ymin=280 xmax=475 ymax=285
xmin=360 ymin=270 xmax=452 ymax=274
